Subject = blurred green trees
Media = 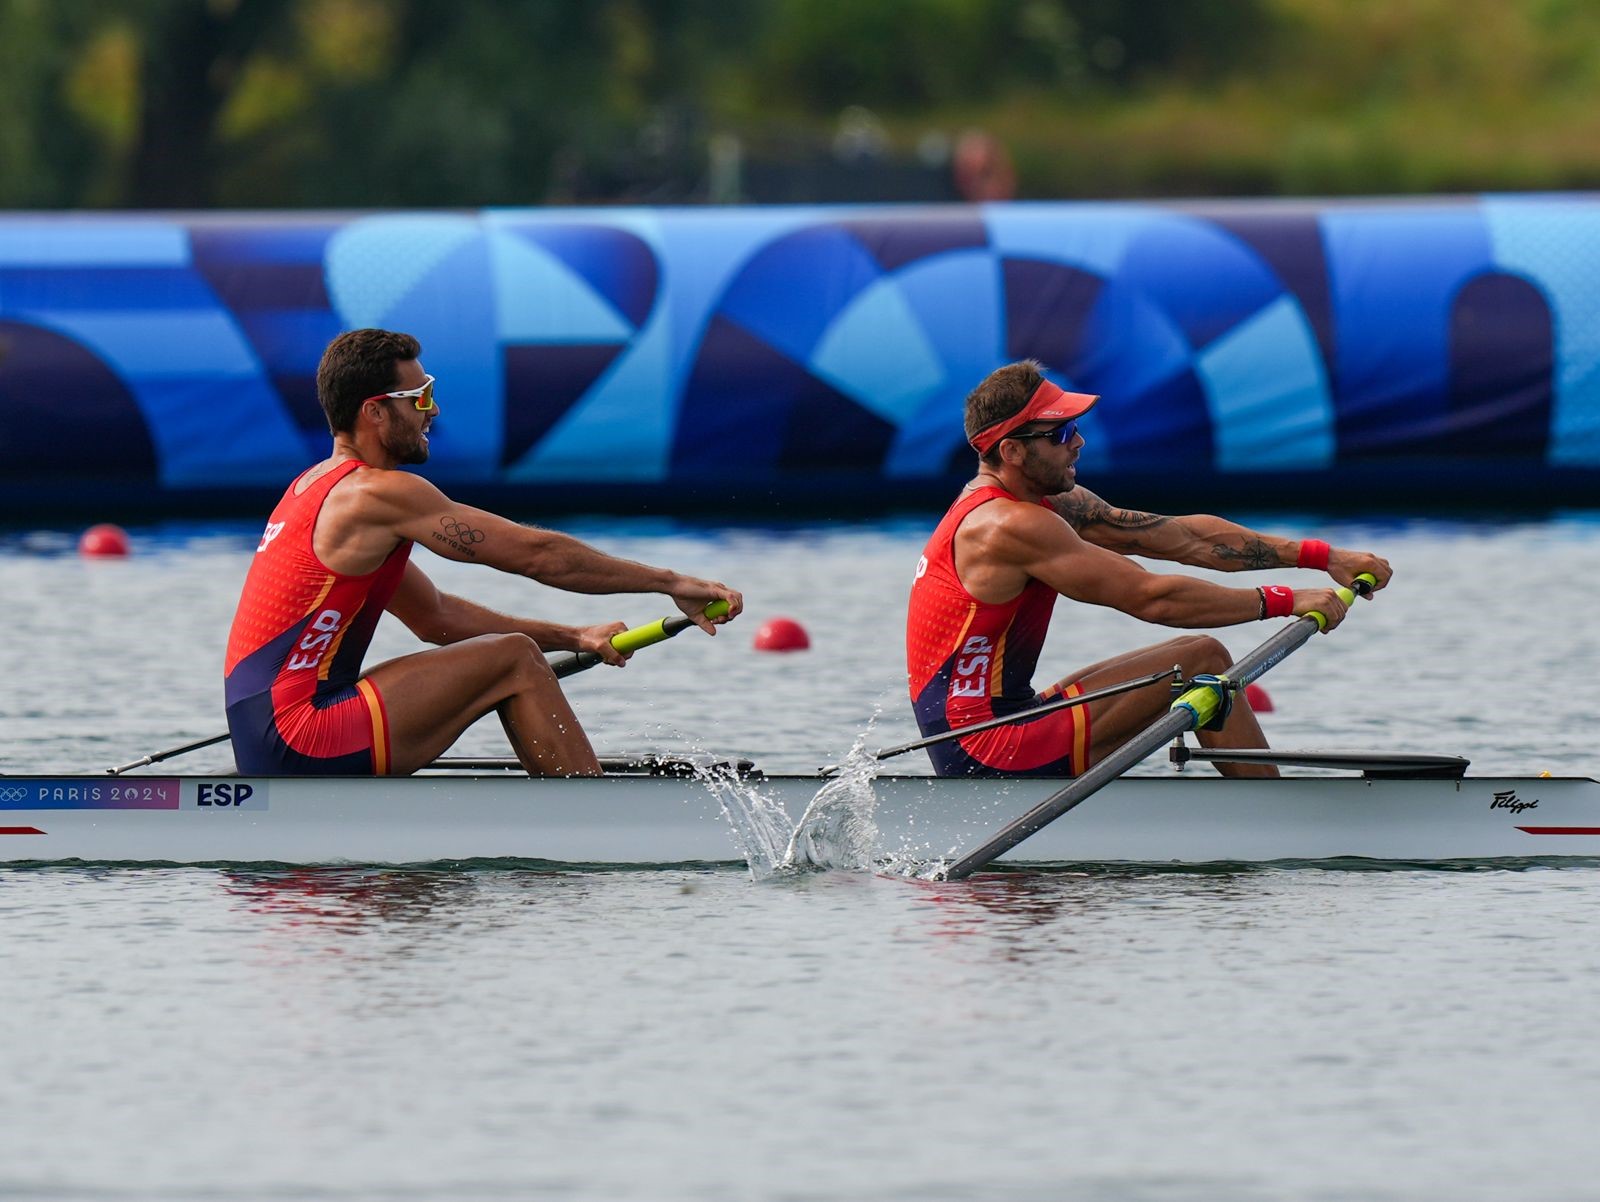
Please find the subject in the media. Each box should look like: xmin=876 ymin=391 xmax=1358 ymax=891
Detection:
xmin=1 ymin=0 xmax=1596 ymax=207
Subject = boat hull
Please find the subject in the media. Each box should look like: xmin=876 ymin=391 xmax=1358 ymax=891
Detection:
xmin=2 ymin=772 xmax=1597 ymax=866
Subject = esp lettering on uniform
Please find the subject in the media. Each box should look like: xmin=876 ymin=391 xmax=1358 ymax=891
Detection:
xmin=257 ymin=521 xmax=285 ymax=553
xmin=286 ymin=608 xmax=343 ymax=671
xmin=952 ymin=634 xmax=993 ymax=698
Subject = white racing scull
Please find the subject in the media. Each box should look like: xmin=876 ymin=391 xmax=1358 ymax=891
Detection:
xmin=1 ymin=751 xmax=1596 ymax=866
xmin=10 ymin=588 xmax=1587 ymax=870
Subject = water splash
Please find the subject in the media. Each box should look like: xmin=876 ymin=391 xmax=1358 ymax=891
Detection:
xmin=782 ymin=732 xmax=883 ymax=871
xmin=877 ymin=845 xmax=953 ymax=882
xmin=692 ymin=760 xmax=796 ymax=881
xmin=687 ymin=702 xmax=957 ymax=880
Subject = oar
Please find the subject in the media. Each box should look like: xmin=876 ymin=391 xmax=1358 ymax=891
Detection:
xmin=545 ymin=599 xmax=730 ymax=678
xmin=105 ymin=600 xmax=732 ymax=775
xmin=819 ymin=667 xmax=1179 ymax=776
xmin=107 ymin=731 xmax=234 ymax=774
xmin=937 ymin=574 xmax=1378 ymax=881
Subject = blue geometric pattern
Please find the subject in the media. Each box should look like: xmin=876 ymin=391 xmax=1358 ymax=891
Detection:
xmin=0 ymin=198 xmax=1595 ymax=509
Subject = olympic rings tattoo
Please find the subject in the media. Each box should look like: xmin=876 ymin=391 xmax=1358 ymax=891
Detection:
xmin=439 ymin=516 xmax=484 ymax=544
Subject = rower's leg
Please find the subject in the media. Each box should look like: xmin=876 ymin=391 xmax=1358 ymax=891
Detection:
xmin=1057 ymin=635 xmax=1277 ymax=779
xmin=363 ymin=634 xmax=602 ymax=776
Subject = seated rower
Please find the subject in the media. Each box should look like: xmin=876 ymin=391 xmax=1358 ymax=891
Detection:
xmin=906 ymin=360 xmax=1390 ymax=778
xmin=224 ymin=328 xmax=741 ymax=777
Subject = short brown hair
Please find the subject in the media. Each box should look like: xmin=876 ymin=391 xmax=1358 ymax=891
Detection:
xmin=965 ymin=360 xmax=1046 ymax=464
xmin=316 ymin=329 xmax=422 ymax=434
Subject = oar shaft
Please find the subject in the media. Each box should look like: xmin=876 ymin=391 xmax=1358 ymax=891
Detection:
xmin=107 ymin=732 xmax=233 ymax=776
xmin=939 ymin=575 xmax=1376 ymax=880
xmin=870 ymin=668 xmax=1178 ymax=763
xmin=940 ymin=634 xmax=1301 ymax=878
xmin=940 ymin=707 xmax=1193 ymax=878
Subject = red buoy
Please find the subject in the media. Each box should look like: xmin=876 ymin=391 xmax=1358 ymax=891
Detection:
xmin=78 ymin=523 xmax=131 ymax=558
xmin=753 ymin=617 xmax=810 ymax=652
xmin=1244 ymin=683 xmax=1274 ymax=713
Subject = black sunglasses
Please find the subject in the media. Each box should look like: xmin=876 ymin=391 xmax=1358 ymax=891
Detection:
xmin=1007 ymin=420 xmax=1078 ymax=446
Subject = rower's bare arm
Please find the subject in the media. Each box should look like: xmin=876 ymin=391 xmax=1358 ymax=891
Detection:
xmin=1050 ymin=487 xmax=1392 ymax=591
xmin=370 ymin=473 xmax=743 ymax=633
xmin=1050 ymin=487 xmax=1292 ymax=568
xmin=385 ymin=562 xmax=628 ymax=660
xmin=992 ymin=506 xmax=1349 ymax=629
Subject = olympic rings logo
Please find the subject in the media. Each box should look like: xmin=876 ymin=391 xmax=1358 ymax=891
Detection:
xmin=0 ymin=787 xmax=28 ymax=802
xmin=439 ymin=517 xmax=484 ymax=544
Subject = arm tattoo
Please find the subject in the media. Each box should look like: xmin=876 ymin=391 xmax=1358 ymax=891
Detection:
xmin=1053 ymin=491 xmax=1168 ymax=535
xmin=1211 ymin=537 xmax=1281 ymax=570
xmin=431 ymin=514 xmax=484 ymax=558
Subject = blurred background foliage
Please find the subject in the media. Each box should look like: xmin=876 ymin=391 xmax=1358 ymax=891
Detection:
xmin=3 ymin=0 xmax=1598 ymax=208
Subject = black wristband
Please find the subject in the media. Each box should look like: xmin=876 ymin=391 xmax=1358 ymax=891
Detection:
xmin=1256 ymin=587 xmax=1267 ymax=620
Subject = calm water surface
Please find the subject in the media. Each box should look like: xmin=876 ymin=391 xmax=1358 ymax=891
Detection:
xmin=4 ymin=515 xmax=1600 ymax=1200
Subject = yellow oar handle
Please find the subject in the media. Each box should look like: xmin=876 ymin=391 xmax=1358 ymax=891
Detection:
xmin=549 ymin=600 xmax=731 ymax=679
xmin=1306 ymin=572 xmax=1378 ymax=632
xmin=611 ymin=599 xmax=731 ymax=654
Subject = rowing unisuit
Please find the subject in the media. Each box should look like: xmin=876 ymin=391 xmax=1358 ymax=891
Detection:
xmin=224 ymin=460 xmax=411 ymax=775
xmin=906 ymin=484 xmax=1088 ymax=776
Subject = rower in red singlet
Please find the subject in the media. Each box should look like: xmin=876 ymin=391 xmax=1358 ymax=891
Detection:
xmin=908 ymin=483 xmax=1088 ymax=776
xmin=226 ymin=460 xmax=412 ymax=774
xmin=224 ymin=328 xmax=741 ymax=778
xmin=906 ymin=360 xmax=1393 ymax=779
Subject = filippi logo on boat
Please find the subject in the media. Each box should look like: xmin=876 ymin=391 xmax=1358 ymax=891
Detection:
xmin=1490 ymin=789 xmax=1538 ymax=815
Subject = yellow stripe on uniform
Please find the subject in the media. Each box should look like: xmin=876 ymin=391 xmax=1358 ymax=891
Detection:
xmin=1066 ymin=681 xmax=1087 ymax=770
xmin=355 ymin=678 xmax=389 ymax=775
xmin=303 ymin=574 xmax=336 ymax=617
xmin=950 ymin=602 xmax=977 ymax=656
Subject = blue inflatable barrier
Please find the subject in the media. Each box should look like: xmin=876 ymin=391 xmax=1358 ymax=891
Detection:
xmin=1 ymin=197 xmax=1597 ymax=516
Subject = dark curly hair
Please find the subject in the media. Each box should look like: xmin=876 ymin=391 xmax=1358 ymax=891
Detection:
xmin=315 ymin=329 xmax=422 ymax=434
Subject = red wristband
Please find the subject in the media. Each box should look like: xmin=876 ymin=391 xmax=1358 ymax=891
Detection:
xmin=1260 ymin=585 xmax=1295 ymax=619
xmin=1297 ymin=539 xmax=1331 ymax=571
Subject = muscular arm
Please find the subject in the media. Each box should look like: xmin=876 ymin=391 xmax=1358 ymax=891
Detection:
xmin=1049 ymin=486 xmax=1393 ymax=589
xmin=962 ymin=501 xmax=1348 ymax=629
xmin=323 ymin=469 xmax=741 ymax=629
xmin=386 ymin=562 xmax=630 ymax=661
xmin=1048 ymin=487 xmax=1295 ymax=569
xmin=386 ymin=562 xmax=577 ymax=648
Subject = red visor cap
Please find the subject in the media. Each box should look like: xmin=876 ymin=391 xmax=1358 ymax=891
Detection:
xmin=969 ymin=380 xmax=1100 ymax=454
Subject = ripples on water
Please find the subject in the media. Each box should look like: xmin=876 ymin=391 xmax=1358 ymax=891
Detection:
xmin=6 ymin=862 xmax=1600 ymax=1202
xmin=5 ymin=515 xmax=1600 ymax=1200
